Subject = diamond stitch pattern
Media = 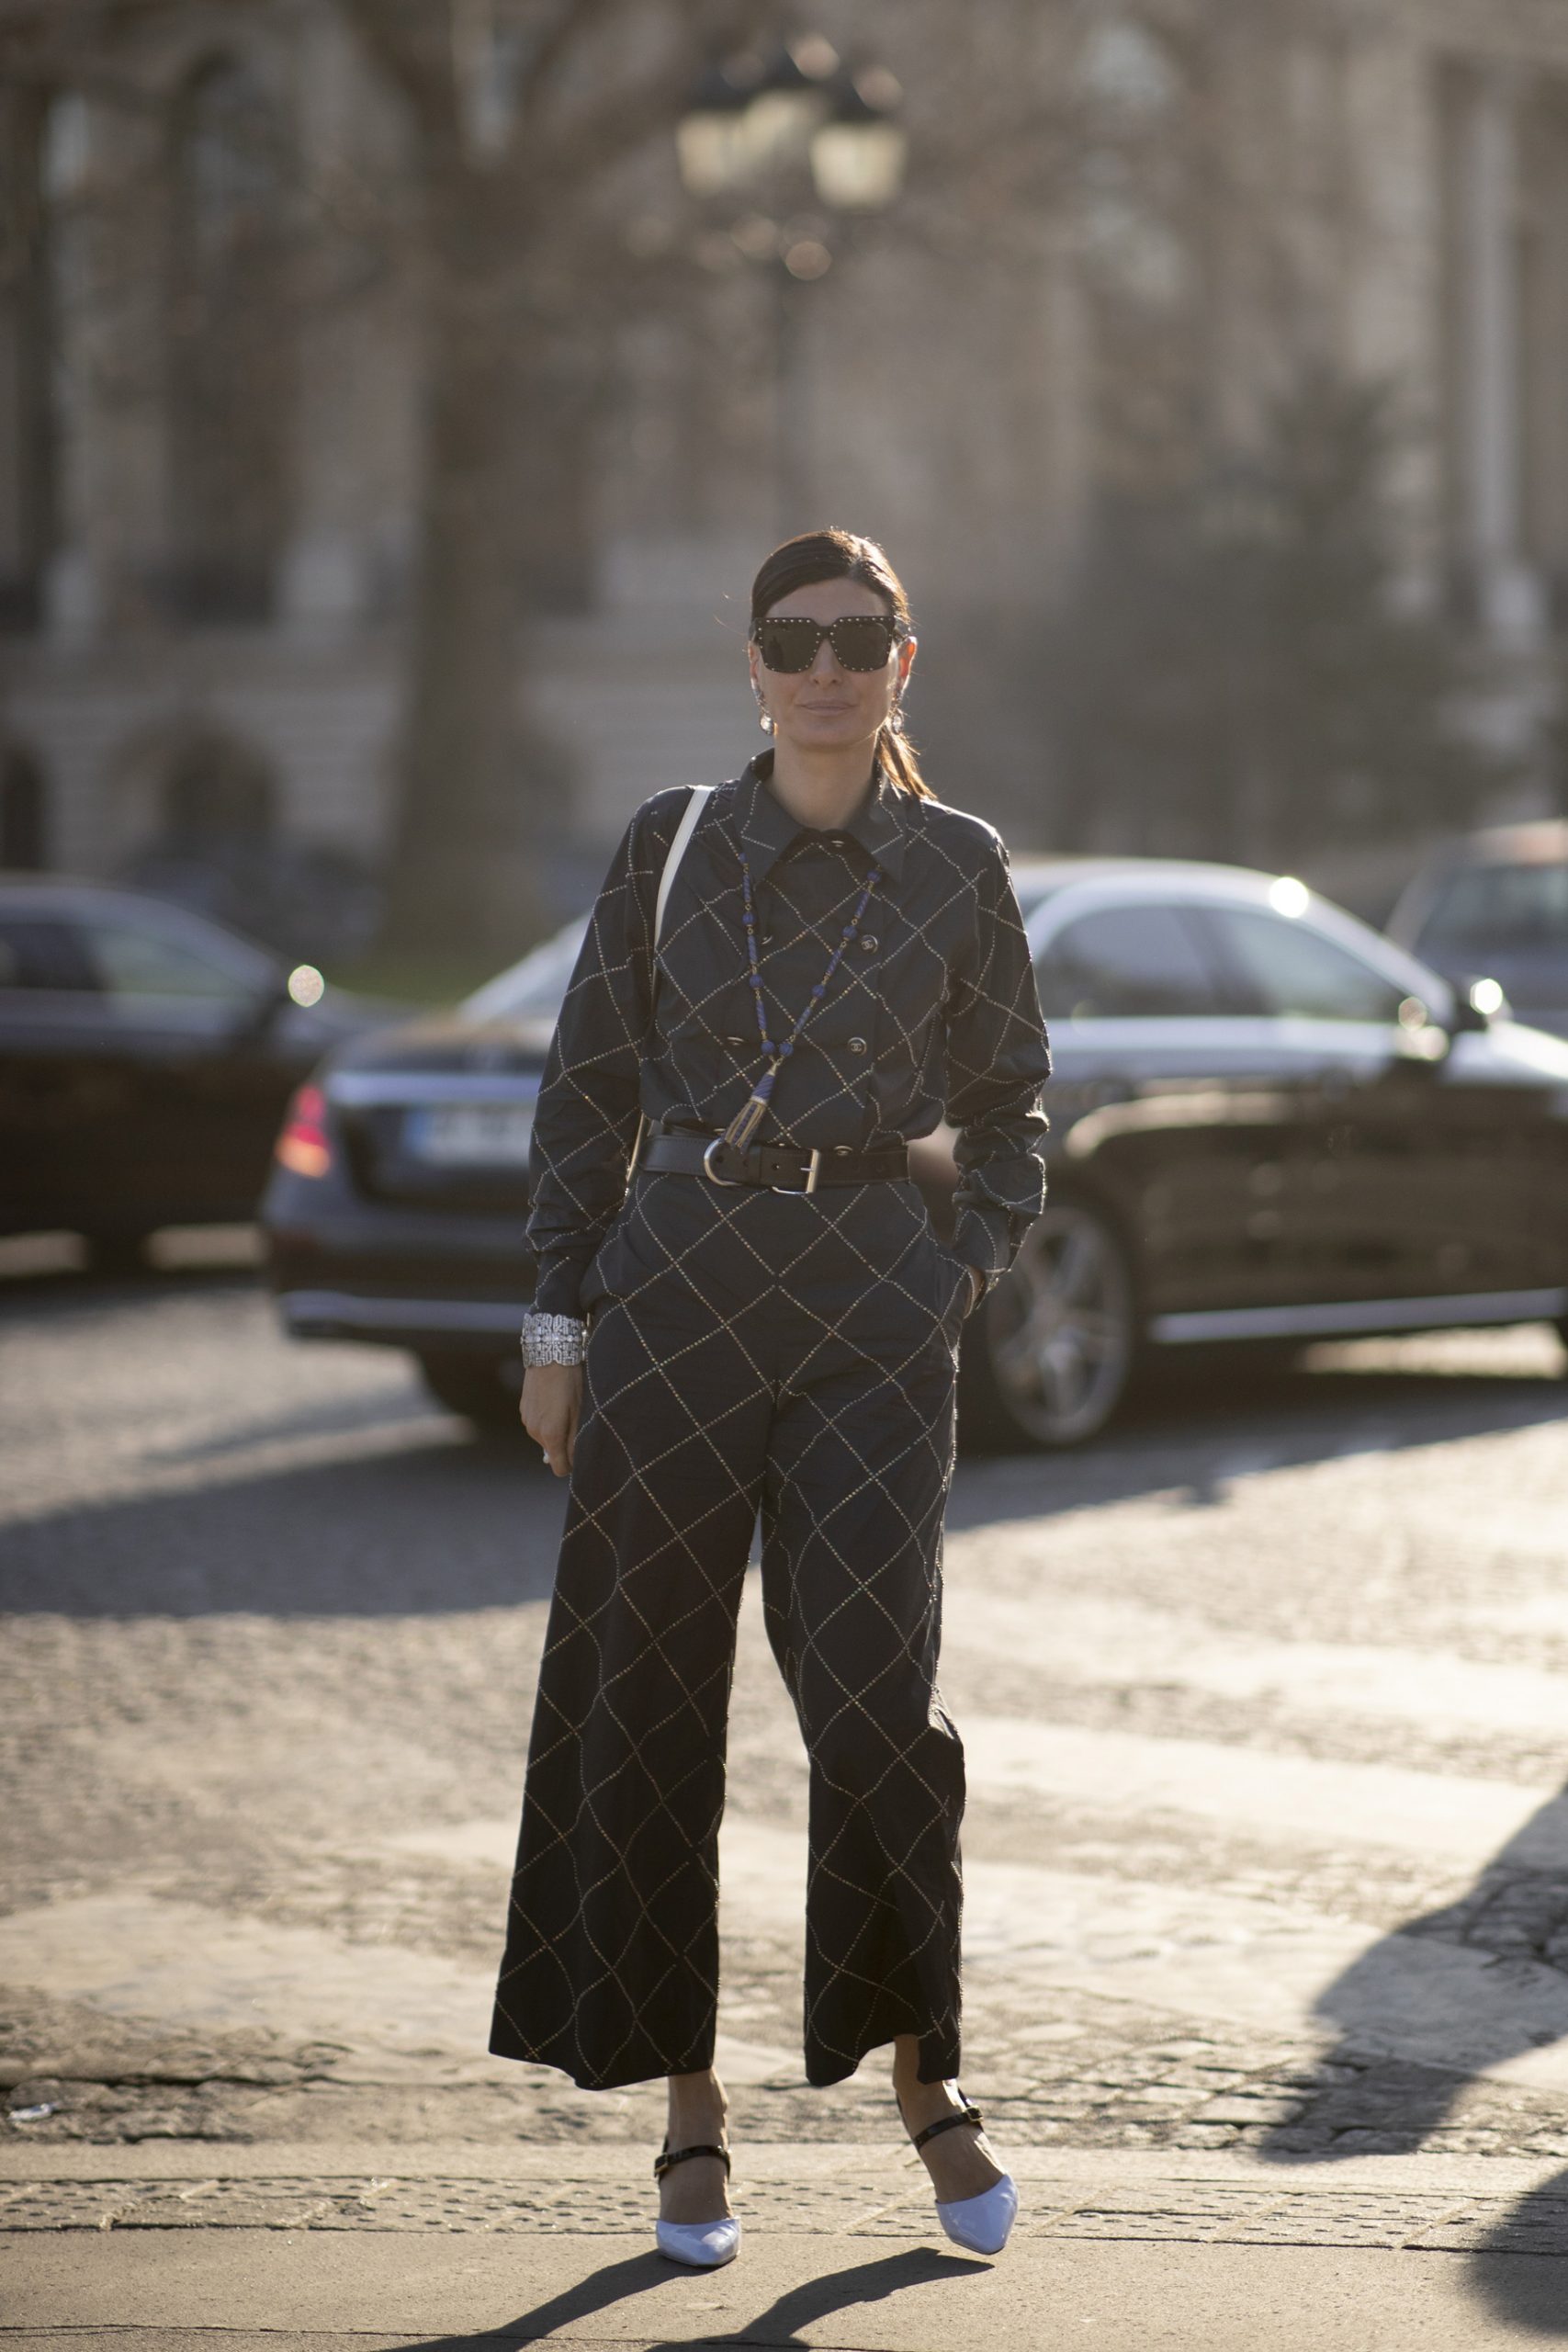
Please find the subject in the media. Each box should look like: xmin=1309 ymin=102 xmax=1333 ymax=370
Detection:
xmin=491 ymin=760 xmax=1050 ymax=2092
xmin=525 ymin=758 xmax=1052 ymax=1322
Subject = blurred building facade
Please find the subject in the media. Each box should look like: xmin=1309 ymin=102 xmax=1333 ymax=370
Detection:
xmin=2 ymin=0 xmax=1567 ymax=945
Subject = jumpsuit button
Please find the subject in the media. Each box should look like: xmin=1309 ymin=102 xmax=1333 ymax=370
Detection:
xmin=724 ymin=1035 xmax=748 ymax=1046
xmin=848 ymin=1036 xmax=868 ymax=1056
xmin=861 ymin=934 xmax=877 ymax=953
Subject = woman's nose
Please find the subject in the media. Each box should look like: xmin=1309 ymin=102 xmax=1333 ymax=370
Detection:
xmin=809 ymin=637 xmax=840 ymax=678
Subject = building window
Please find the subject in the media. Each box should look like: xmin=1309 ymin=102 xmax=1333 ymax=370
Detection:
xmin=1438 ymin=61 xmax=1568 ymax=636
xmin=165 ymin=58 xmax=292 ymax=625
xmin=119 ymin=731 xmax=277 ymax=919
xmin=0 ymin=91 xmax=58 ymax=633
xmin=0 ymin=745 xmax=50 ymax=868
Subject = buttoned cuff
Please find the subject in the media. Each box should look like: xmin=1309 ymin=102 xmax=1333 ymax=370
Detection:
xmin=952 ymin=1202 xmax=1011 ymax=1296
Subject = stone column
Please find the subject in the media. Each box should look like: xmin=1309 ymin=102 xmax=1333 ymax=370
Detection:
xmin=39 ymin=93 xmax=103 ymax=643
xmin=1456 ymin=62 xmax=1544 ymax=644
xmin=277 ymin=15 xmax=378 ymax=638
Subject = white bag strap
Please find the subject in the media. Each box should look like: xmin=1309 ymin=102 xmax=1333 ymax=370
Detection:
xmin=630 ymin=784 xmax=716 ymax=1186
xmin=654 ymin=783 xmax=715 ymax=947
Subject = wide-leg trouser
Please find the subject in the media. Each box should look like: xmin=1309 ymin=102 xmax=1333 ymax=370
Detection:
xmin=489 ymin=1165 xmax=975 ymax=2092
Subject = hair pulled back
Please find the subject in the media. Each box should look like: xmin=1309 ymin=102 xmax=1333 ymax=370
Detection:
xmin=749 ymin=527 xmax=934 ymax=800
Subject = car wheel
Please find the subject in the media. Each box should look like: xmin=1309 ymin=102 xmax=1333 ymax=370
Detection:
xmin=417 ymin=1351 xmax=522 ymax=1432
xmin=963 ymin=1196 xmax=1137 ymax=1448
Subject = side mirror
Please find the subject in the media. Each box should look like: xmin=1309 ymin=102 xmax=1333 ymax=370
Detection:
xmin=236 ymin=976 xmax=288 ymax=1038
xmin=246 ymin=962 xmax=327 ymax=1035
xmin=1448 ymin=976 xmax=1509 ymax=1034
xmin=240 ymin=959 xmax=321 ymax=1035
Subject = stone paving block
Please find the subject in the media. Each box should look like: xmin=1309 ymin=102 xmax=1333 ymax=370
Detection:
xmin=1191 ymin=2096 xmax=1307 ymax=2124
xmin=1406 ymin=2203 xmax=1568 ymax=2257
xmin=16 ymin=2170 xmax=1567 ymax=2256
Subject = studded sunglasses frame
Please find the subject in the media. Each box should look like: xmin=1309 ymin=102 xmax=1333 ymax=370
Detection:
xmin=750 ymin=615 xmax=907 ymax=673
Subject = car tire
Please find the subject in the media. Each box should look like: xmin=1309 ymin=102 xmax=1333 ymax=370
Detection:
xmin=417 ymin=1351 xmax=523 ymax=1432
xmin=961 ymin=1194 xmax=1137 ymax=1449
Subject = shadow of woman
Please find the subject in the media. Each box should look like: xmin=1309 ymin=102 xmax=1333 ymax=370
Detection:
xmin=1254 ymin=1780 xmax=1568 ymax=2333
xmin=376 ymin=2242 xmax=986 ymax=2351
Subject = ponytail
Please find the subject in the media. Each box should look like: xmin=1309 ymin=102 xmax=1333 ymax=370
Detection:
xmin=876 ymin=721 xmax=935 ymax=800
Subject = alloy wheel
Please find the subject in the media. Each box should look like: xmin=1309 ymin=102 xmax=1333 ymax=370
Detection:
xmin=976 ymin=1198 xmax=1135 ymax=1447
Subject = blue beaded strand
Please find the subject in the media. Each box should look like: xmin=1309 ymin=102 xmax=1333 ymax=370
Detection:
xmin=721 ymin=851 xmax=881 ymax=1154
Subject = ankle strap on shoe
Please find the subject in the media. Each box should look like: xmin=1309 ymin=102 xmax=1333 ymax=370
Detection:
xmin=909 ymin=2100 xmax=982 ymax=2154
xmin=654 ymin=2140 xmax=732 ymax=2182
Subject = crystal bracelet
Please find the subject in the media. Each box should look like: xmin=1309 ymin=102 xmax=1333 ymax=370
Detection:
xmin=520 ymin=1311 xmax=586 ymax=1368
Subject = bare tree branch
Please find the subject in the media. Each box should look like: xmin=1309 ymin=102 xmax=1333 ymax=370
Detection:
xmin=513 ymin=0 xmax=620 ymax=124
xmin=0 ymin=49 xmax=162 ymax=109
xmin=335 ymin=0 xmax=461 ymax=152
xmin=522 ymin=0 xmax=752 ymax=194
xmin=0 ymin=0 xmax=163 ymax=111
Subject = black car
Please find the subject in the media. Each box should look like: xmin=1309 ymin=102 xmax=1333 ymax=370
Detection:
xmin=1387 ymin=820 xmax=1568 ymax=1040
xmin=262 ymin=857 xmax=1568 ymax=1447
xmin=0 ymin=875 xmax=382 ymax=1262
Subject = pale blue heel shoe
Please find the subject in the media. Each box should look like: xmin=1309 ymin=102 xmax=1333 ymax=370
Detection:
xmin=653 ymin=2140 xmax=740 ymax=2269
xmin=905 ymin=2090 xmax=1019 ymax=2257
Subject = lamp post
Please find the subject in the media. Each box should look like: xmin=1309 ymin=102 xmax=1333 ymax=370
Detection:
xmin=676 ymin=37 xmax=908 ymax=528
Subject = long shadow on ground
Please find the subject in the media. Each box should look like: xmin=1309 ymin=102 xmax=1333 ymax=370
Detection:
xmin=1255 ymin=1780 xmax=1568 ymax=2335
xmin=4 ymin=1274 xmax=1564 ymax=1618
xmin=384 ymin=2242 xmax=985 ymax=2349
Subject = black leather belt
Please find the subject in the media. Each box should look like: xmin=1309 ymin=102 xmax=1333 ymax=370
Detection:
xmin=639 ymin=1131 xmax=908 ymax=1194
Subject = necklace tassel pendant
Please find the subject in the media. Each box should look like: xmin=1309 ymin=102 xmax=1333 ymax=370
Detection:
xmin=723 ymin=1079 xmax=775 ymax=1154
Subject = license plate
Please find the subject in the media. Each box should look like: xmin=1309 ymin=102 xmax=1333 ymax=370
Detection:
xmin=404 ymin=1104 xmax=535 ymax=1165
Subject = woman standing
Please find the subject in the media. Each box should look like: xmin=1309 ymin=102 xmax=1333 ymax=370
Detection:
xmin=491 ymin=529 xmax=1050 ymax=2268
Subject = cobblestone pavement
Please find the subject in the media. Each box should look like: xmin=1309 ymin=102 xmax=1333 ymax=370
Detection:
xmin=3 ymin=1249 xmax=1568 ymax=2259
xmin=5 ymin=2168 xmax=1568 ymax=2251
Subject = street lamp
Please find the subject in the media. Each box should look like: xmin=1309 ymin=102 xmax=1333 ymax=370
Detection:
xmin=676 ymin=38 xmax=907 ymax=525
xmin=674 ymin=60 xmax=753 ymax=199
xmin=809 ymin=70 xmax=908 ymax=211
xmin=732 ymin=34 xmax=839 ymax=179
xmin=678 ymin=40 xmax=907 ymax=214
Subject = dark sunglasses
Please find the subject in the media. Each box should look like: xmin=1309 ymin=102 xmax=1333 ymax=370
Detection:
xmin=751 ymin=614 xmax=903 ymax=673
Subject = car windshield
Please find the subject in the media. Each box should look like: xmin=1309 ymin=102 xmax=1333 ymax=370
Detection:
xmin=1421 ymin=863 xmax=1568 ymax=949
xmin=460 ymin=876 xmax=1064 ymax=1030
xmin=1012 ymin=878 xmax=1058 ymax=922
xmin=461 ymin=918 xmax=590 ymax=1022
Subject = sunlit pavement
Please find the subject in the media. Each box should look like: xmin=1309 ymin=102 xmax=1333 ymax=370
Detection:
xmin=4 ymin=1234 xmax=1568 ymax=2345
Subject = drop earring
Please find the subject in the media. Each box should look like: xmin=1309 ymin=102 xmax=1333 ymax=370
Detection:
xmin=887 ymin=694 xmax=906 ymax=737
xmin=754 ymin=688 xmax=775 ymax=735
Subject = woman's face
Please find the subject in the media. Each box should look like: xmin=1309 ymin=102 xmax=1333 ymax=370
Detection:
xmin=748 ymin=576 xmax=918 ymax=760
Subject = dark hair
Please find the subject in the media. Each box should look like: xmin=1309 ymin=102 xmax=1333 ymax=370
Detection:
xmin=749 ymin=527 xmax=934 ymax=800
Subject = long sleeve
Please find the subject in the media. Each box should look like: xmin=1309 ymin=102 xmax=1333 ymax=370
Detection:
xmin=942 ymin=832 xmax=1052 ymax=1288
xmin=525 ymin=797 xmax=673 ymax=1317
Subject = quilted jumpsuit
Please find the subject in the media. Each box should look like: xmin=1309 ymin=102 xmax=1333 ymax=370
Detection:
xmin=490 ymin=755 xmax=1051 ymax=2091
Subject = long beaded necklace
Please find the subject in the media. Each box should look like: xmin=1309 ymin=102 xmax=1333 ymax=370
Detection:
xmin=717 ymin=849 xmax=883 ymax=1155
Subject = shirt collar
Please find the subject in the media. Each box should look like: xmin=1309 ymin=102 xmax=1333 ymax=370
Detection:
xmin=731 ymin=752 xmax=909 ymax=883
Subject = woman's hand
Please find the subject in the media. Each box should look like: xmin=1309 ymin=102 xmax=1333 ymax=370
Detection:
xmin=522 ymin=1363 xmax=582 ymax=1477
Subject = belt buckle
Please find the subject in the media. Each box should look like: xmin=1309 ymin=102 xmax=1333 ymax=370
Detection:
xmin=772 ymin=1146 xmax=822 ymax=1197
xmin=702 ymin=1136 xmax=748 ymax=1188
